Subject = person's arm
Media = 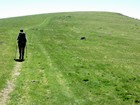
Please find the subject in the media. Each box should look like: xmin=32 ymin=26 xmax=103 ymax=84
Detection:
xmin=17 ymin=33 xmax=20 ymax=42
xmin=17 ymin=35 xmax=19 ymax=40
xmin=25 ymin=33 xmax=27 ymax=42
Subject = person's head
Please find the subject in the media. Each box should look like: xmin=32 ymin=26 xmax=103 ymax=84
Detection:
xmin=20 ymin=29 xmax=23 ymax=32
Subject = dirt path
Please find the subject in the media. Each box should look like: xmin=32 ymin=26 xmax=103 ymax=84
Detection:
xmin=0 ymin=17 xmax=51 ymax=105
xmin=0 ymin=62 xmax=22 ymax=105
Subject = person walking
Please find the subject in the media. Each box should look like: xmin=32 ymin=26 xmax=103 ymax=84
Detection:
xmin=17 ymin=29 xmax=27 ymax=60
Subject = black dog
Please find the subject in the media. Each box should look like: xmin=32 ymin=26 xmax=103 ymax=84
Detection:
xmin=80 ymin=37 xmax=86 ymax=40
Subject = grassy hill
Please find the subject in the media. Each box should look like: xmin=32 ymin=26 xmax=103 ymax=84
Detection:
xmin=0 ymin=12 xmax=140 ymax=105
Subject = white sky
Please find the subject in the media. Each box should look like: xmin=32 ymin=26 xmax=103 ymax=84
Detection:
xmin=0 ymin=0 xmax=140 ymax=19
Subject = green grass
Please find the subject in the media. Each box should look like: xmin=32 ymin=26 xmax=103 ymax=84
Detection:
xmin=0 ymin=12 xmax=140 ymax=105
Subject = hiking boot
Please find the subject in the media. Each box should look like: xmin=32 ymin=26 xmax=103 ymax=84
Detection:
xmin=21 ymin=57 xmax=24 ymax=61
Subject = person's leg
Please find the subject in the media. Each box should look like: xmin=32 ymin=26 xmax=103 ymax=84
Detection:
xmin=21 ymin=43 xmax=26 ymax=60
xmin=22 ymin=47 xmax=25 ymax=60
xmin=18 ymin=45 xmax=22 ymax=59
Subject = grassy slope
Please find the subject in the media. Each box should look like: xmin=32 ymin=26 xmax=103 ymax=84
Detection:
xmin=0 ymin=12 xmax=140 ymax=105
xmin=0 ymin=14 xmax=48 ymax=90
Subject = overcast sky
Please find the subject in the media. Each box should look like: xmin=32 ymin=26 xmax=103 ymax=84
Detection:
xmin=0 ymin=0 xmax=140 ymax=19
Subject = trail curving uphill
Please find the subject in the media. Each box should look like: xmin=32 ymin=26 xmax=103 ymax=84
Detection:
xmin=0 ymin=17 xmax=50 ymax=105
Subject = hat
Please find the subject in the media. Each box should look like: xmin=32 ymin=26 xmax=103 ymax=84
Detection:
xmin=20 ymin=29 xmax=23 ymax=32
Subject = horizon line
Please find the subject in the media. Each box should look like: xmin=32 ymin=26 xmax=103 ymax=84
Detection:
xmin=0 ymin=11 xmax=140 ymax=20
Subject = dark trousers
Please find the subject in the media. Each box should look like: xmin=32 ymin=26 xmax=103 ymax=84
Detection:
xmin=18 ymin=43 xmax=26 ymax=60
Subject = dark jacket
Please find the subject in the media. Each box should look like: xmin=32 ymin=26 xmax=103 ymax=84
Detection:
xmin=17 ymin=32 xmax=27 ymax=44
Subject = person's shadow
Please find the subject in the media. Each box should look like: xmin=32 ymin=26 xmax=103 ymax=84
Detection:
xmin=14 ymin=59 xmax=25 ymax=62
